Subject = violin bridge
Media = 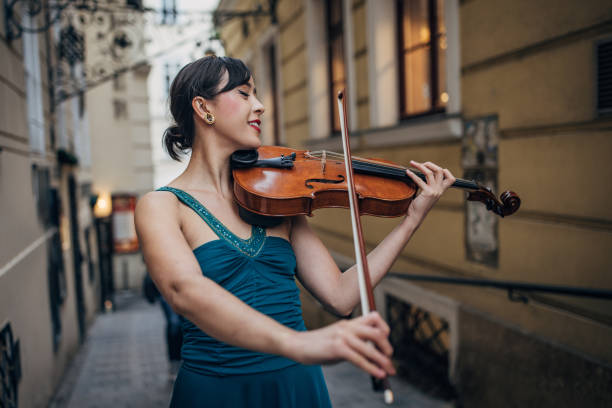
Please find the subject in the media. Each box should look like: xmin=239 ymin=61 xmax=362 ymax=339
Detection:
xmin=321 ymin=150 xmax=327 ymax=175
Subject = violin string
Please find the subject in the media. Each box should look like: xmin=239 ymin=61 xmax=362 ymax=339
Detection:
xmin=309 ymin=151 xmax=478 ymax=190
xmin=311 ymin=151 xmax=408 ymax=177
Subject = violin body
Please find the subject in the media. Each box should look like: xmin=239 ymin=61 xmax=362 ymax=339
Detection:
xmin=232 ymin=146 xmax=418 ymax=220
xmin=232 ymin=145 xmax=520 ymax=226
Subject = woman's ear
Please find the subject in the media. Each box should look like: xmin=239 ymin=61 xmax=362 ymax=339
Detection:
xmin=192 ymin=96 xmax=209 ymax=119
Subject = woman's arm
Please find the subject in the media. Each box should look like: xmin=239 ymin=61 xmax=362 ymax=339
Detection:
xmin=135 ymin=191 xmax=395 ymax=378
xmin=292 ymin=161 xmax=456 ymax=316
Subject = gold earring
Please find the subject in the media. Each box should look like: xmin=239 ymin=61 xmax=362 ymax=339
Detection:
xmin=204 ymin=112 xmax=215 ymax=125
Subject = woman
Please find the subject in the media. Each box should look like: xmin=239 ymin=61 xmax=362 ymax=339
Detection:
xmin=135 ymin=56 xmax=456 ymax=407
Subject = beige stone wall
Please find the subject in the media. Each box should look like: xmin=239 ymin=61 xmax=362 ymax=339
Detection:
xmin=0 ymin=16 xmax=89 ymax=408
xmin=0 ymin=2 xmax=153 ymax=406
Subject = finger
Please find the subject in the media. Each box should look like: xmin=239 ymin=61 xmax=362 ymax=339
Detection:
xmin=345 ymin=335 xmax=396 ymax=376
xmin=442 ymin=168 xmax=456 ymax=188
xmin=360 ymin=312 xmax=391 ymax=337
xmin=342 ymin=341 xmax=389 ymax=378
xmin=411 ymin=161 xmax=434 ymax=184
xmin=405 ymin=168 xmax=428 ymax=190
xmin=423 ymin=161 xmax=444 ymax=183
xmin=351 ymin=323 xmax=393 ymax=356
xmin=410 ymin=161 xmax=434 ymax=184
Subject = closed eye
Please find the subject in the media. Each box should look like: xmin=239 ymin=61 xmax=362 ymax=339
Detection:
xmin=238 ymin=90 xmax=249 ymax=98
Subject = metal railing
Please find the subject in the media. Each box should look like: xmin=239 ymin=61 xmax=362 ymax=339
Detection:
xmin=386 ymin=273 xmax=612 ymax=303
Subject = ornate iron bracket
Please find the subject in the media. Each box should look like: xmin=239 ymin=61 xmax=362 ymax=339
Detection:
xmin=3 ymin=0 xmax=145 ymax=42
xmin=4 ymin=0 xmax=152 ymax=104
xmin=3 ymin=0 xmax=277 ymax=105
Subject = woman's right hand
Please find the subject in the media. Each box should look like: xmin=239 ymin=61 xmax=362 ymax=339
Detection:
xmin=284 ymin=311 xmax=396 ymax=379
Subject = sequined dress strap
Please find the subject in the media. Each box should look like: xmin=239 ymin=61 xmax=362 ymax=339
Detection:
xmin=157 ymin=186 xmax=266 ymax=257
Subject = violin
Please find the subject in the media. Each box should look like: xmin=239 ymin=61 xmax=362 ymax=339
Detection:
xmin=230 ymin=146 xmax=520 ymax=226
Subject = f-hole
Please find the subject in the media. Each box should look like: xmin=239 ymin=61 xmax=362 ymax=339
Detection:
xmin=305 ymin=174 xmax=345 ymax=189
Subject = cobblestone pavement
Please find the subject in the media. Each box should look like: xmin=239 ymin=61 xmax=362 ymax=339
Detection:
xmin=49 ymin=291 xmax=452 ymax=408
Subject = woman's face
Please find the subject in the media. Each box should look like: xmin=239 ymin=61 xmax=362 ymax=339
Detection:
xmin=206 ymin=75 xmax=264 ymax=150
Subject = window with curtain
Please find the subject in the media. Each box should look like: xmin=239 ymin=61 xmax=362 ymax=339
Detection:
xmin=397 ymin=0 xmax=447 ymax=118
xmin=327 ymin=0 xmax=346 ymax=133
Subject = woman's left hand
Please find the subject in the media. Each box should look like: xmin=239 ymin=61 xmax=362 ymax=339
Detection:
xmin=404 ymin=161 xmax=456 ymax=226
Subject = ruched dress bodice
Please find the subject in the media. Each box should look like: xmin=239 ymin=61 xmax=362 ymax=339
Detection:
xmin=184 ymin=237 xmax=306 ymax=375
xmin=157 ymin=187 xmax=307 ymax=376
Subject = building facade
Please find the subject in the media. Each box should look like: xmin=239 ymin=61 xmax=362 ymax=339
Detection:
xmin=216 ymin=0 xmax=612 ymax=406
xmin=0 ymin=1 xmax=153 ymax=406
xmin=0 ymin=4 xmax=101 ymax=407
xmin=87 ymin=64 xmax=154 ymax=291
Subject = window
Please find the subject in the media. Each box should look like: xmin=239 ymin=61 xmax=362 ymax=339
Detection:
xmin=113 ymin=74 xmax=126 ymax=91
xmin=22 ymin=13 xmax=45 ymax=154
xmin=397 ymin=0 xmax=447 ymax=118
xmin=113 ymin=99 xmax=128 ymax=120
xmin=159 ymin=0 xmax=177 ymax=25
xmin=164 ymin=63 xmax=171 ymax=97
xmin=326 ymin=0 xmax=346 ymax=133
xmin=163 ymin=62 xmax=182 ymax=101
xmin=597 ymin=39 xmax=612 ymax=115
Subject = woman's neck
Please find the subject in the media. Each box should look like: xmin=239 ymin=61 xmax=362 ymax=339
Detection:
xmin=178 ymin=131 xmax=235 ymax=197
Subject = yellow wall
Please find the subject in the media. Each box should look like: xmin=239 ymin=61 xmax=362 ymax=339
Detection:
xmin=461 ymin=0 xmax=612 ymax=69
xmin=218 ymin=0 xmax=612 ymax=369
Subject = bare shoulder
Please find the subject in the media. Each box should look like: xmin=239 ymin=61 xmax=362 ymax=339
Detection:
xmin=135 ymin=190 xmax=181 ymax=230
xmin=136 ymin=190 xmax=178 ymax=216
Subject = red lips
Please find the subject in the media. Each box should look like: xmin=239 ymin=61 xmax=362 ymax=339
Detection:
xmin=248 ymin=120 xmax=261 ymax=133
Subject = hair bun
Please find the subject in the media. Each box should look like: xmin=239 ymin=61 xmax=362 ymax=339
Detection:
xmin=165 ymin=125 xmax=182 ymax=138
xmin=163 ymin=124 xmax=192 ymax=160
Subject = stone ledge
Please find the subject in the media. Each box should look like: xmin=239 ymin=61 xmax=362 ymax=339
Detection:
xmin=306 ymin=114 xmax=463 ymax=151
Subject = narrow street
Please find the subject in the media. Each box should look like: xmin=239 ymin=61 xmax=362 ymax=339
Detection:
xmin=48 ymin=291 xmax=452 ymax=408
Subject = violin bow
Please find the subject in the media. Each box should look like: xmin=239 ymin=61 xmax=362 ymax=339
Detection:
xmin=337 ymin=90 xmax=394 ymax=405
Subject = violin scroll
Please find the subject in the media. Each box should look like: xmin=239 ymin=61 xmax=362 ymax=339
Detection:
xmin=466 ymin=185 xmax=521 ymax=217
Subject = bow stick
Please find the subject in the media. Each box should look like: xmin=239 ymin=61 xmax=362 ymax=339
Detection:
xmin=337 ymin=90 xmax=394 ymax=405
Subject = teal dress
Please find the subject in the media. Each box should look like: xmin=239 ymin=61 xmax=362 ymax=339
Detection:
xmin=157 ymin=187 xmax=332 ymax=408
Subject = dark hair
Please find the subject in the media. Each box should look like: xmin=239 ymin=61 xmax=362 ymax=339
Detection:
xmin=163 ymin=56 xmax=252 ymax=161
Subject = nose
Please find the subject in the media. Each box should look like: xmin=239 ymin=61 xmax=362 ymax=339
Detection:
xmin=253 ymin=96 xmax=264 ymax=115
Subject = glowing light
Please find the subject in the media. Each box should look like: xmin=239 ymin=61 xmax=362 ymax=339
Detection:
xmin=94 ymin=191 xmax=112 ymax=218
xmin=420 ymin=27 xmax=430 ymax=42
xmin=440 ymin=92 xmax=449 ymax=103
